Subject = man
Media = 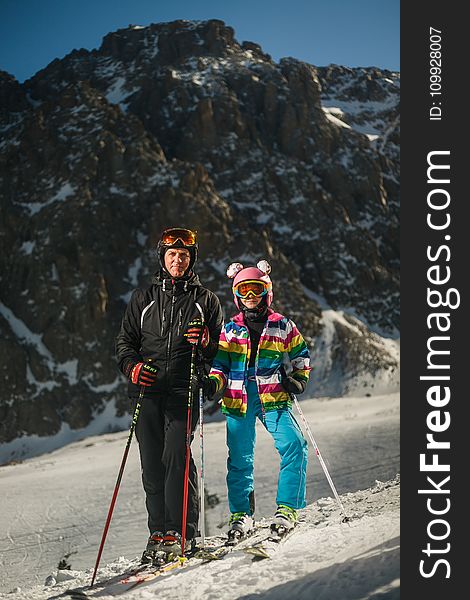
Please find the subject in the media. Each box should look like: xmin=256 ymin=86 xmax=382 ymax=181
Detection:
xmin=115 ymin=227 xmax=223 ymax=562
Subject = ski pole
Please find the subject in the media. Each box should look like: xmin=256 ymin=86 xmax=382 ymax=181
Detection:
xmin=198 ymin=386 xmax=206 ymax=547
xmin=181 ymin=345 xmax=196 ymax=557
xmin=194 ymin=302 xmax=206 ymax=548
xmin=91 ymin=385 xmax=145 ymax=587
xmin=291 ymin=393 xmax=350 ymax=522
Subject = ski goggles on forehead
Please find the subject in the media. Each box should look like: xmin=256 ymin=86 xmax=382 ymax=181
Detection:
xmin=161 ymin=228 xmax=197 ymax=246
xmin=234 ymin=280 xmax=269 ymax=299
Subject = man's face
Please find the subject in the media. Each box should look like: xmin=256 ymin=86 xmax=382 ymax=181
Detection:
xmin=164 ymin=248 xmax=191 ymax=278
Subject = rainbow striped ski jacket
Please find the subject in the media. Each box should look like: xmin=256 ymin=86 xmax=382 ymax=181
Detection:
xmin=209 ymin=309 xmax=311 ymax=417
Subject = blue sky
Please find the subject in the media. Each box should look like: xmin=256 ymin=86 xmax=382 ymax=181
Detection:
xmin=0 ymin=0 xmax=399 ymax=82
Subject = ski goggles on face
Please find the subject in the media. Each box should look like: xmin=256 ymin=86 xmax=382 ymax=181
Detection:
xmin=161 ymin=228 xmax=197 ymax=247
xmin=234 ymin=280 xmax=269 ymax=299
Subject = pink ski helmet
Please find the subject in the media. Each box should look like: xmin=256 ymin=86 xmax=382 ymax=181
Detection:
xmin=227 ymin=260 xmax=273 ymax=309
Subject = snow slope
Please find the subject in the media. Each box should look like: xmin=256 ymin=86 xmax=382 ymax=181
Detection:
xmin=0 ymin=392 xmax=399 ymax=598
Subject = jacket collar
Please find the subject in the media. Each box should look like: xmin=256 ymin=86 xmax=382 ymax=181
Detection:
xmin=232 ymin=308 xmax=283 ymax=326
xmin=152 ymin=269 xmax=201 ymax=292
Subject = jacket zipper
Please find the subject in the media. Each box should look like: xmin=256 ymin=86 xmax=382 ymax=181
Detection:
xmin=256 ymin=322 xmax=268 ymax=424
xmin=165 ymin=287 xmax=176 ymax=376
xmin=177 ymin=309 xmax=183 ymax=337
xmin=242 ymin=324 xmax=250 ymax=414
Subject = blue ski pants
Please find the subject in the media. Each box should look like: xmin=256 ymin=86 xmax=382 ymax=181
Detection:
xmin=225 ymin=371 xmax=308 ymax=514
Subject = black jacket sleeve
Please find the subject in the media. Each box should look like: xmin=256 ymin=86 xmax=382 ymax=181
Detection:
xmin=200 ymin=290 xmax=224 ymax=362
xmin=115 ymin=289 xmax=145 ymax=376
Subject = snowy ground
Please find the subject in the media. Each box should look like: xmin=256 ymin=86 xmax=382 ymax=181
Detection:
xmin=0 ymin=392 xmax=399 ymax=599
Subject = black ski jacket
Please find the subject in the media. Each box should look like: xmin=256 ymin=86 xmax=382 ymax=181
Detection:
xmin=115 ymin=270 xmax=224 ymax=399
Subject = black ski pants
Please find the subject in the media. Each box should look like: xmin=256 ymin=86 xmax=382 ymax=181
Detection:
xmin=134 ymin=391 xmax=199 ymax=539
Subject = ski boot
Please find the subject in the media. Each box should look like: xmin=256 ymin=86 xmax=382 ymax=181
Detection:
xmin=226 ymin=512 xmax=255 ymax=545
xmin=271 ymin=505 xmax=298 ymax=535
xmin=161 ymin=530 xmax=194 ymax=559
xmin=141 ymin=531 xmax=164 ymax=564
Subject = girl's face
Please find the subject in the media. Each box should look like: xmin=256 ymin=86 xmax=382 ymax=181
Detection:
xmin=241 ymin=296 xmax=262 ymax=310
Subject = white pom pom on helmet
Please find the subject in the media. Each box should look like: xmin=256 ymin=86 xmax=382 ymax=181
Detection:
xmin=227 ymin=260 xmax=273 ymax=308
xmin=226 ymin=262 xmax=244 ymax=279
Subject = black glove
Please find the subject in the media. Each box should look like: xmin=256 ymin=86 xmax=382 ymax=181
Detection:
xmin=281 ymin=375 xmax=306 ymax=395
xmin=202 ymin=376 xmax=218 ymax=400
xmin=204 ymin=397 xmax=221 ymax=415
xmin=129 ymin=362 xmax=158 ymax=387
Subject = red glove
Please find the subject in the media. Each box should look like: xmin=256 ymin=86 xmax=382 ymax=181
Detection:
xmin=130 ymin=362 xmax=158 ymax=387
xmin=184 ymin=320 xmax=209 ymax=348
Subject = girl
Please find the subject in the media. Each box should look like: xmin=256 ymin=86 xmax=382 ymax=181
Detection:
xmin=208 ymin=260 xmax=311 ymax=538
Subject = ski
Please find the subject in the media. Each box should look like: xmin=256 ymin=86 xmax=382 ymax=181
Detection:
xmin=64 ymin=562 xmax=149 ymax=598
xmin=242 ymin=523 xmax=298 ymax=560
xmin=119 ymin=543 xmax=229 ymax=589
xmin=98 ymin=527 xmax=266 ymax=595
xmin=123 ymin=556 xmax=189 ymax=591
xmin=122 ymin=524 xmax=271 ymax=591
xmin=225 ymin=528 xmax=255 ymax=547
xmin=64 ymin=524 xmax=270 ymax=597
xmin=64 ymin=560 xmax=185 ymax=598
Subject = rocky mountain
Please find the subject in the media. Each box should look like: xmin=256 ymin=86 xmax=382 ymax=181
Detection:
xmin=0 ymin=20 xmax=399 ymax=452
